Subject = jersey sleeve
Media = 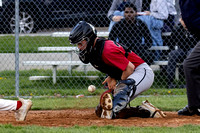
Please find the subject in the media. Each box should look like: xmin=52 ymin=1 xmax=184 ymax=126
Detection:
xmin=102 ymin=41 xmax=129 ymax=71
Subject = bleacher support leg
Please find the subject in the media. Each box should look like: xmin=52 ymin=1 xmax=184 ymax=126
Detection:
xmin=52 ymin=65 xmax=57 ymax=84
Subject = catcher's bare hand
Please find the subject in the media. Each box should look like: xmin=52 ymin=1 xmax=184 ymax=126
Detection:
xmin=102 ymin=76 xmax=117 ymax=90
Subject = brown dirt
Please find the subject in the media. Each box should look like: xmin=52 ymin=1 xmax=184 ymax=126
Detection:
xmin=0 ymin=109 xmax=200 ymax=127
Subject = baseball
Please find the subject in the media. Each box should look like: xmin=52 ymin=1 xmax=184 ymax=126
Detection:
xmin=88 ymin=85 xmax=96 ymax=92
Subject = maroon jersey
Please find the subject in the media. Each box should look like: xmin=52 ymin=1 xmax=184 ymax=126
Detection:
xmin=82 ymin=38 xmax=145 ymax=79
xmin=102 ymin=40 xmax=145 ymax=71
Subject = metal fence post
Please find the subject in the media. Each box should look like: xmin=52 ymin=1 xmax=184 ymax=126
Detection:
xmin=15 ymin=0 xmax=19 ymax=97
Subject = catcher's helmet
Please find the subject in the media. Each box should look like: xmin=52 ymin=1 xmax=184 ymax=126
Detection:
xmin=69 ymin=21 xmax=97 ymax=45
xmin=69 ymin=21 xmax=97 ymax=56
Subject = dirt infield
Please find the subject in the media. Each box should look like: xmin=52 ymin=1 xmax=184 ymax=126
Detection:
xmin=0 ymin=109 xmax=200 ymax=127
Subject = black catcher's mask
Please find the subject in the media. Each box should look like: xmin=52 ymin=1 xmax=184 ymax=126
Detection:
xmin=69 ymin=21 xmax=97 ymax=56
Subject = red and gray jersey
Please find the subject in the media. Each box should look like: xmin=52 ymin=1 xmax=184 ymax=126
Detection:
xmin=88 ymin=38 xmax=145 ymax=79
xmin=102 ymin=40 xmax=145 ymax=71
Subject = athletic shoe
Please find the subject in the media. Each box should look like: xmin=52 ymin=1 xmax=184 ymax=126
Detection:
xmin=178 ymin=105 xmax=200 ymax=116
xmin=140 ymin=100 xmax=166 ymax=118
xmin=15 ymin=98 xmax=32 ymax=121
xmin=100 ymin=90 xmax=113 ymax=119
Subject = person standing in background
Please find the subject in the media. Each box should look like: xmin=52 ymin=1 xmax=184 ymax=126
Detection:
xmin=178 ymin=0 xmax=200 ymax=116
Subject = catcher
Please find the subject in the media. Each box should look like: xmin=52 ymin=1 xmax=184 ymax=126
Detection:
xmin=69 ymin=21 xmax=165 ymax=119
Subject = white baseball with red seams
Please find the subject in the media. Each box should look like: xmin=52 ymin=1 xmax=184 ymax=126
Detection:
xmin=88 ymin=85 xmax=96 ymax=92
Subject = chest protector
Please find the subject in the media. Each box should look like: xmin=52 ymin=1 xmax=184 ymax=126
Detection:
xmin=88 ymin=38 xmax=128 ymax=80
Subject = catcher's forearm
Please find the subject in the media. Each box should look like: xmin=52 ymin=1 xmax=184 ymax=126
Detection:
xmin=121 ymin=62 xmax=135 ymax=80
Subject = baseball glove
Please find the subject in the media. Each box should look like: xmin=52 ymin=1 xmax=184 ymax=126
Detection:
xmin=139 ymin=100 xmax=166 ymax=118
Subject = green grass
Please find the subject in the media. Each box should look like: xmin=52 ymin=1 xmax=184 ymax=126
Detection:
xmin=5 ymin=95 xmax=187 ymax=111
xmin=32 ymin=95 xmax=187 ymax=111
xmin=1 ymin=124 xmax=200 ymax=133
xmin=0 ymin=36 xmax=70 ymax=53
xmin=0 ymin=69 xmax=186 ymax=96
xmin=0 ymin=69 xmax=105 ymax=96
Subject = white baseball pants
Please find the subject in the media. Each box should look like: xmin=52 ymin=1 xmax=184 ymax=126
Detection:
xmin=128 ymin=63 xmax=154 ymax=101
xmin=0 ymin=99 xmax=17 ymax=111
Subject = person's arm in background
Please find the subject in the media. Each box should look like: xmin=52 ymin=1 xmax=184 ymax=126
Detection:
xmin=145 ymin=0 xmax=168 ymax=20
xmin=169 ymin=18 xmax=191 ymax=51
xmin=107 ymin=0 xmax=121 ymax=20
xmin=138 ymin=20 xmax=154 ymax=65
xmin=108 ymin=23 xmax=119 ymax=41
xmin=141 ymin=21 xmax=152 ymax=49
xmin=168 ymin=25 xmax=181 ymax=50
xmin=174 ymin=19 xmax=187 ymax=50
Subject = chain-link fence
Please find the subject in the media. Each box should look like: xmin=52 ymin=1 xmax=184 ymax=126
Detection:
xmin=0 ymin=0 xmax=198 ymax=97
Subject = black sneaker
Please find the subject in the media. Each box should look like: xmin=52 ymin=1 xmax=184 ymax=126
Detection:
xmin=192 ymin=107 xmax=200 ymax=116
xmin=178 ymin=105 xmax=196 ymax=116
xmin=196 ymin=109 xmax=200 ymax=116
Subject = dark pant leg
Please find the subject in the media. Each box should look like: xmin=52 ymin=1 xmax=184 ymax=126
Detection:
xmin=163 ymin=15 xmax=175 ymax=32
xmin=183 ymin=41 xmax=200 ymax=108
xmin=167 ymin=49 xmax=186 ymax=84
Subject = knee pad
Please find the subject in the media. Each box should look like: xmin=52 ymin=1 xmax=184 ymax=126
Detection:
xmin=113 ymin=79 xmax=136 ymax=113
